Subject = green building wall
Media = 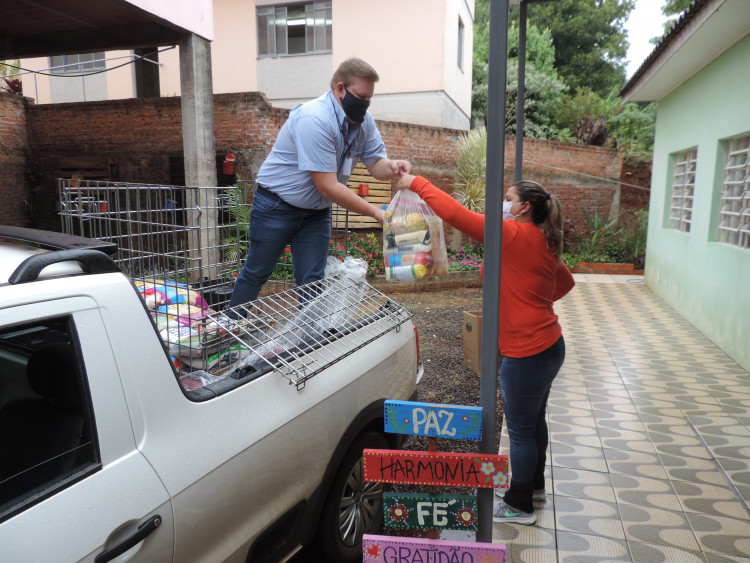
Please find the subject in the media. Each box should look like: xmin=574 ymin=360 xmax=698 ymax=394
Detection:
xmin=646 ymin=33 xmax=750 ymax=372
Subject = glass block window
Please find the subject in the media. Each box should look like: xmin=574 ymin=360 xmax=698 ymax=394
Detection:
xmin=669 ymin=149 xmax=697 ymax=232
xmin=258 ymin=1 xmax=332 ymax=57
xmin=717 ymin=135 xmax=750 ymax=249
xmin=49 ymin=53 xmax=105 ymax=75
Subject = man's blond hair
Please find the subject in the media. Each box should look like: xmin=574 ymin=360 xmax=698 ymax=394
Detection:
xmin=330 ymin=58 xmax=379 ymax=89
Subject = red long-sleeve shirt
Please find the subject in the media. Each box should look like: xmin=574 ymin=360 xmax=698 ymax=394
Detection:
xmin=409 ymin=176 xmax=575 ymax=358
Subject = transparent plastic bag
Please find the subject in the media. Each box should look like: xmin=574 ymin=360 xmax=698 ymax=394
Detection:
xmin=383 ymin=190 xmax=448 ymax=282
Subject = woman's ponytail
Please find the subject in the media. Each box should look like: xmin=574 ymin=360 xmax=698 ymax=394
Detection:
xmin=511 ymin=181 xmax=564 ymax=260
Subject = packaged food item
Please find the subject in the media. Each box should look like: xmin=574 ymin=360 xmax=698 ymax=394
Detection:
xmin=156 ymin=302 xmax=213 ymax=327
xmin=382 ymin=190 xmax=448 ymax=283
xmin=134 ymin=279 xmax=208 ymax=309
xmin=385 ymin=264 xmax=429 ymax=281
xmin=384 ymin=251 xmax=433 ymax=268
xmin=160 ymin=325 xmax=203 ymax=357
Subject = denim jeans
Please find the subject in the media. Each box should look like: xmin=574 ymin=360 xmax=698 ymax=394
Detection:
xmin=228 ymin=190 xmax=331 ymax=307
xmin=500 ymin=336 xmax=565 ymax=512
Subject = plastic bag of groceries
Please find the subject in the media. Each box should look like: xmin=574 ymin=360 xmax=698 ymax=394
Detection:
xmin=382 ymin=189 xmax=448 ymax=282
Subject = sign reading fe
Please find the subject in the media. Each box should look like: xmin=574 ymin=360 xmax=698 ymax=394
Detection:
xmin=385 ymin=400 xmax=482 ymax=441
xmin=383 ymin=492 xmax=479 ymax=531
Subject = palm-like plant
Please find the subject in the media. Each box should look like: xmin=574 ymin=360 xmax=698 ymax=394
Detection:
xmin=453 ymin=127 xmax=487 ymax=213
xmin=220 ymin=181 xmax=252 ymax=267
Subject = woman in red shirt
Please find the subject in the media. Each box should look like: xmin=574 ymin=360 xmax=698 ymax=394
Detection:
xmin=396 ymin=174 xmax=575 ymax=525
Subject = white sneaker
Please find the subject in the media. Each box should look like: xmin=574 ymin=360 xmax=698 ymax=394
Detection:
xmin=492 ymin=501 xmax=536 ymax=525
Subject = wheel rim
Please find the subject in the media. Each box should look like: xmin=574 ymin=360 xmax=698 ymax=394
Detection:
xmin=337 ymin=456 xmax=383 ymax=547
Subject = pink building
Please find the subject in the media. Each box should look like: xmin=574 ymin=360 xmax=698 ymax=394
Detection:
xmin=17 ymin=0 xmax=474 ymax=130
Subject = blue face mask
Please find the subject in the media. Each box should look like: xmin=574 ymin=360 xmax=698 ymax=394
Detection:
xmin=341 ymin=87 xmax=370 ymax=123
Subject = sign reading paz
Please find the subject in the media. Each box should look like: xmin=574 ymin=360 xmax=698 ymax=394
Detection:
xmin=383 ymin=492 xmax=478 ymax=531
xmin=363 ymin=535 xmax=506 ymax=562
xmin=385 ymin=400 xmax=482 ymax=441
xmin=363 ymin=449 xmax=508 ymax=488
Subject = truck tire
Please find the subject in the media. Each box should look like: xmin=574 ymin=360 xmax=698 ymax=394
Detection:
xmin=317 ymin=431 xmax=388 ymax=562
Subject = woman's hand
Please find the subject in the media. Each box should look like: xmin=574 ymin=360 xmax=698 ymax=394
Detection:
xmin=395 ymin=173 xmax=416 ymax=191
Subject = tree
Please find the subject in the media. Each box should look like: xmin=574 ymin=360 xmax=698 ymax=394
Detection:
xmin=654 ymin=0 xmax=693 ymax=39
xmin=472 ymin=5 xmax=567 ymax=138
xmin=525 ymin=0 xmax=635 ymax=97
xmin=1 ymin=60 xmax=20 ymax=77
xmin=663 ymin=0 xmax=692 ymax=16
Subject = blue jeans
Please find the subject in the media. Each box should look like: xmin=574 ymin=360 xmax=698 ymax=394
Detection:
xmin=228 ymin=190 xmax=331 ymax=307
xmin=499 ymin=336 xmax=565 ymax=512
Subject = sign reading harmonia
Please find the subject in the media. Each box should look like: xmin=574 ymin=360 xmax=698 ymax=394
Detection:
xmin=363 ymin=449 xmax=508 ymax=488
xmin=363 ymin=535 xmax=506 ymax=562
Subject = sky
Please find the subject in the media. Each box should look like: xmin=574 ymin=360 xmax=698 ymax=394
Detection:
xmin=623 ymin=0 xmax=671 ymax=79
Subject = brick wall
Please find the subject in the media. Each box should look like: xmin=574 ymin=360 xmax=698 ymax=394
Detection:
xmin=18 ymin=93 xmax=622 ymax=235
xmin=0 ymin=93 xmax=31 ymax=226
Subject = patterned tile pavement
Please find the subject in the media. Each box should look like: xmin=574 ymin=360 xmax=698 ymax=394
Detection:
xmin=491 ymin=273 xmax=750 ymax=562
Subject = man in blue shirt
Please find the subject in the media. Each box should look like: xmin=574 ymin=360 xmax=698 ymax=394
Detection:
xmin=228 ymin=58 xmax=411 ymax=306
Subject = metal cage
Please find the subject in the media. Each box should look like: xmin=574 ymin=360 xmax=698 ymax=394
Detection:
xmin=58 ymin=178 xmax=352 ymax=309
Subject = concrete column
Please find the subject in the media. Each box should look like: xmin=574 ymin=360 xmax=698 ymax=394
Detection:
xmin=179 ymin=33 xmax=218 ymax=281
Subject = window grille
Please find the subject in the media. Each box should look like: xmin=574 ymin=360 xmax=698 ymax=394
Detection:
xmin=49 ymin=53 xmax=106 ymax=75
xmin=258 ymin=1 xmax=332 ymax=57
xmin=669 ymin=149 xmax=697 ymax=232
xmin=717 ymin=135 xmax=750 ymax=249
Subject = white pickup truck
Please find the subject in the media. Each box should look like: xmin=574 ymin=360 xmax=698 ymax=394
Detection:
xmin=0 ymin=226 xmax=421 ymax=562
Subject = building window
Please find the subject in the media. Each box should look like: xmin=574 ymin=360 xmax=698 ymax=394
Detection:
xmin=668 ymin=148 xmax=697 ymax=232
xmin=258 ymin=1 xmax=332 ymax=57
xmin=457 ymin=18 xmax=465 ymax=70
xmin=49 ymin=53 xmax=105 ymax=75
xmin=717 ymin=135 xmax=750 ymax=249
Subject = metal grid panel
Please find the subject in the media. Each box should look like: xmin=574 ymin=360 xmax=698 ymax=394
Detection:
xmin=718 ymin=136 xmax=750 ymax=249
xmin=669 ymin=149 xmax=697 ymax=233
xmin=172 ymin=275 xmax=411 ymax=390
xmin=59 ymin=179 xmax=352 ymax=308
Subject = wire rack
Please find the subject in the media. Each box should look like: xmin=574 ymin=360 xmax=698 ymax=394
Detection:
xmin=58 ymin=179 xmax=352 ymax=309
xmin=182 ymin=275 xmax=412 ymax=390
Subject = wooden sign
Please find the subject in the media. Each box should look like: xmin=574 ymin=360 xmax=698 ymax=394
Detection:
xmin=363 ymin=535 xmax=506 ymax=562
xmin=383 ymin=492 xmax=478 ymax=531
xmin=363 ymin=449 xmax=508 ymax=488
xmin=385 ymin=400 xmax=482 ymax=441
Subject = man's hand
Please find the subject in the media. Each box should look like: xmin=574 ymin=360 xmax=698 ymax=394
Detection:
xmin=394 ymin=160 xmax=413 ymax=175
xmin=368 ymin=158 xmax=412 ymax=181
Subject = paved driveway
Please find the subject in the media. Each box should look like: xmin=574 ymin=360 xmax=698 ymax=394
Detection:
xmin=493 ymin=274 xmax=750 ymax=562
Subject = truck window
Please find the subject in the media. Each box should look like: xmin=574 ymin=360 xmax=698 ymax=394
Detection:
xmin=0 ymin=317 xmax=98 ymax=519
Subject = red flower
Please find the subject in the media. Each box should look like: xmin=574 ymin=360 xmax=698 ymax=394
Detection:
xmin=388 ymin=504 xmax=409 ymax=522
xmin=456 ymin=507 xmax=476 ymax=527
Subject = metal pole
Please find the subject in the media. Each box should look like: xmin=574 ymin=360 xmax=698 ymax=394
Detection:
xmin=515 ymin=0 xmax=528 ymax=182
xmin=477 ymin=0 xmax=509 ymax=544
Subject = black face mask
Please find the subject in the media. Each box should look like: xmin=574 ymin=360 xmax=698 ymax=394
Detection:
xmin=341 ymin=87 xmax=370 ymax=123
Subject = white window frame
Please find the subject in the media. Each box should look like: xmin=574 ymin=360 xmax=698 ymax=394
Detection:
xmin=257 ymin=1 xmax=332 ymax=58
xmin=668 ymin=148 xmax=697 ymax=233
xmin=458 ymin=17 xmax=465 ymax=70
xmin=717 ymin=134 xmax=750 ymax=250
xmin=49 ymin=53 xmax=106 ymax=75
